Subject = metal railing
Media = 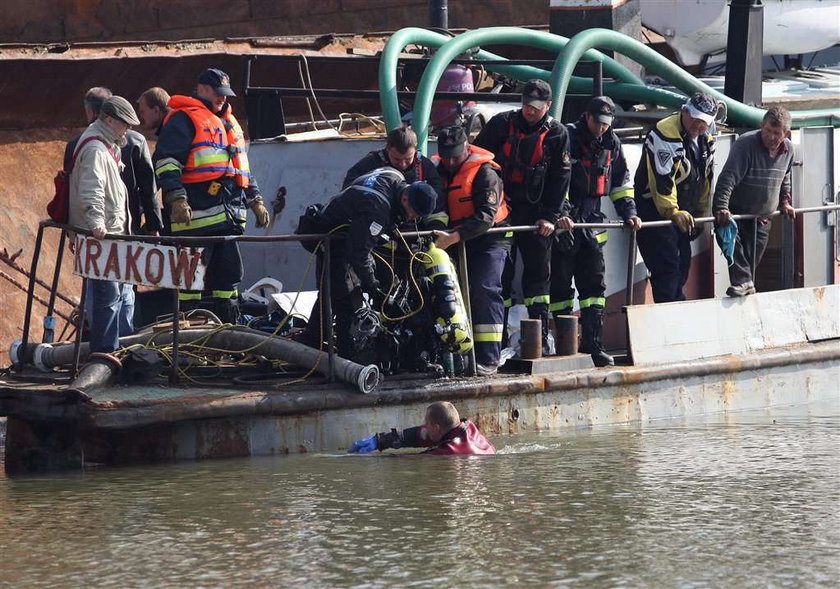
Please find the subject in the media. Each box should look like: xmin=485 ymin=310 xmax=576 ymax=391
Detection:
xmin=14 ymin=203 xmax=840 ymax=382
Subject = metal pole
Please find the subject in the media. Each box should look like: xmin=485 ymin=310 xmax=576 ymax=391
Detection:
xmin=751 ymin=219 xmax=758 ymax=283
xmin=428 ymin=0 xmax=448 ymax=30
xmin=456 ymin=240 xmax=477 ymax=376
xmin=625 ymin=230 xmax=638 ymax=307
xmin=624 ymin=230 xmax=638 ymax=365
xmin=72 ymin=277 xmax=88 ymax=376
xmin=170 ymin=287 xmax=180 ymax=384
xmin=724 ymin=0 xmax=765 ymax=106
xmin=43 ymin=229 xmax=66 ymax=343
xmin=593 ymin=61 xmax=604 ymax=97
xmin=323 ymin=237 xmax=335 ymax=382
xmin=782 ymin=216 xmax=795 ymax=289
xmin=16 ymin=223 xmax=45 ymax=370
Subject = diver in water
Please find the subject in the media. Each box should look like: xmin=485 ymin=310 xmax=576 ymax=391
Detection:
xmin=347 ymin=401 xmax=496 ymax=456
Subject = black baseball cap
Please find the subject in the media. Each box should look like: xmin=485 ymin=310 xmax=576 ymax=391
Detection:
xmin=522 ymin=79 xmax=552 ymax=108
xmin=587 ymin=96 xmax=616 ymax=125
xmin=437 ymin=126 xmax=468 ymax=158
xmin=198 ymin=68 xmax=236 ymax=97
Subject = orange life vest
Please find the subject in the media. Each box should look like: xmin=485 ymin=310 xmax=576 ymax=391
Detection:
xmin=165 ymin=95 xmax=251 ymax=188
xmin=435 ymin=145 xmax=509 ymax=226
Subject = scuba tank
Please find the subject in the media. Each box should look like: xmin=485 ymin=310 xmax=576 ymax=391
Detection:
xmin=422 ymin=243 xmax=473 ymax=355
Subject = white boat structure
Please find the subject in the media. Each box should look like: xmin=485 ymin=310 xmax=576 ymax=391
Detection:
xmin=639 ymin=0 xmax=840 ymax=66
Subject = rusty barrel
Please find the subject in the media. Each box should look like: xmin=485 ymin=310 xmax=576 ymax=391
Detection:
xmin=519 ymin=318 xmax=542 ymax=359
xmin=553 ymin=315 xmax=578 ymax=356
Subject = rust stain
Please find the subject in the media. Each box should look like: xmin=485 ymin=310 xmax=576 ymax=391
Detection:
xmin=197 ymin=418 xmax=249 ymax=458
xmin=721 ymin=375 xmax=738 ymax=410
xmin=273 ymin=186 xmax=287 ymax=218
xmin=474 ymin=411 xmax=499 ymax=435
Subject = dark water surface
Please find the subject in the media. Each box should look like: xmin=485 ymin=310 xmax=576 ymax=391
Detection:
xmin=2 ymin=400 xmax=838 ymax=587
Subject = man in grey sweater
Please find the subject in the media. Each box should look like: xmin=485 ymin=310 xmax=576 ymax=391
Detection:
xmin=713 ymin=107 xmax=796 ymax=296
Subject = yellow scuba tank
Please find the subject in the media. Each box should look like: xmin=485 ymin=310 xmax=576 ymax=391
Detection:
xmin=422 ymin=243 xmax=473 ymax=354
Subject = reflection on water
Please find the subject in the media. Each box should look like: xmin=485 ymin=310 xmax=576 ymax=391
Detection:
xmin=1 ymin=401 xmax=838 ymax=587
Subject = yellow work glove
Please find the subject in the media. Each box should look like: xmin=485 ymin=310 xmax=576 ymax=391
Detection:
xmin=249 ymin=198 xmax=270 ymax=228
xmin=669 ymin=210 xmax=694 ymax=233
xmin=169 ymin=197 xmax=192 ymax=226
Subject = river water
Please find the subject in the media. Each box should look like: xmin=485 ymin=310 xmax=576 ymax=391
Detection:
xmin=1 ymin=400 xmax=838 ymax=587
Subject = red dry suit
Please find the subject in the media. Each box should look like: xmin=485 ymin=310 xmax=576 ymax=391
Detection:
xmin=402 ymin=419 xmax=496 ymax=455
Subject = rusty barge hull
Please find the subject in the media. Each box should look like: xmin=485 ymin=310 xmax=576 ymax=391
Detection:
xmin=2 ymin=340 xmax=838 ymax=474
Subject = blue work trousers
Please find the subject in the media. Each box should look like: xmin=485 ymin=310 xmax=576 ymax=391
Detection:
xmin=466 ymin=243 xmax=507 ymax=366
xmin=88 ymin=280 xmax=135 ymax=353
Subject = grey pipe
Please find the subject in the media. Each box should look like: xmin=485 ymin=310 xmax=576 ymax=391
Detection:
xmin=22 ymin=327 xmax=380 ymax=394
xmin=70 ymin=353 xmax=121 ymax=392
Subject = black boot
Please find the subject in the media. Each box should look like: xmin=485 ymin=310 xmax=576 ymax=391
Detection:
xmin=530 ymin=303 xmax=553 ymax=356
xmin=211 ymin=298 xmax=241 ymax=325
xmin=580 ymin=307 xmax=614 ymax=367
xmin=295 ymin=296 xmax=325 ymax=348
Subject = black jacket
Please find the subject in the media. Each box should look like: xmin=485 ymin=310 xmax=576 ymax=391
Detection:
xmin=473 ymin=109 xmax=572 ymax=223
xmin=65 ymin=129 xmax=162 ymax=234
xmin=342 ymin=148 xmax=442 ymax=199
xmin=567 ymin=115 xmax=636 ymax=223
xmin=320 ymin=167 xmax=408 ymax=291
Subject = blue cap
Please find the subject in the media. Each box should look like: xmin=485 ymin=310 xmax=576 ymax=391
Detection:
xmin=198 ymin=68 xmax=236 ymax=97
xmin=406 ymin=182 xmax=437 ymax=217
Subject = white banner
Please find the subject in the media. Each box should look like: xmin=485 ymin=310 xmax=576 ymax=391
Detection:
xmin=73 ymin=235 xmax=206 ymax=291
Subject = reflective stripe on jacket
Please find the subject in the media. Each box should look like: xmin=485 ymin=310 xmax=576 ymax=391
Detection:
xmin=163 ymin=95 xmax=251 ymax=188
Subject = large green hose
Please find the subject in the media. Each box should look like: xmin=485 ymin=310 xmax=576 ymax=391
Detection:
xmin=378 ymin=26 xmax=641 ymax=136
xmin=548 ymin=28 xmax=840 ymax=129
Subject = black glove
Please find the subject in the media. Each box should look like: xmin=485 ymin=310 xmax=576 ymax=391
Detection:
xmin=375 ymin=429 xmax=403 ymax=451
xmin=689 ymin=224 xmax=706 ymax=242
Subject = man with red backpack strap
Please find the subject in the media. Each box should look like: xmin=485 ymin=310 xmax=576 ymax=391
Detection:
xmin=68 ymin=96 xmax=141 ymax=354
xmin=427 ymin=126 xmax=511 ymax=376
xmin=64 ymin=86 xmax=163 ymax=236
xmin=153 ymin=68 xmax=270 ymax=324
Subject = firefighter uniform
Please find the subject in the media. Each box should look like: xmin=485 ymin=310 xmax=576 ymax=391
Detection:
xmin=634 ymin=97 xmax=716 ymax=303
xmin=473 ymin=87 xmax=571 ymax=349
xmin=153 ymin=75 xmax=264 ymax=323
xmin=550 ymin=105 xmax=636 ymax=366
xmin=428 ymin=128 xmax=511 ymax=370
xmin=343 ymin=147 xmax=442 ymax=196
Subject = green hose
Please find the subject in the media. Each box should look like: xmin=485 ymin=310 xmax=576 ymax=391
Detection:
xmin=548 ymin=28 xmax=840 ymax=129
xmin=378 ymin=26 xmax=642 ymax=140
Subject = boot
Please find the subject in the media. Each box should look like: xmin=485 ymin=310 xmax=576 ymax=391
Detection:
xmin=207 ymin=298 xmax=240 ymax=325
xmin=295 ymin=296 xmax=325 ymax=348
xmin=530 ymin=303 xmax=554 ymax=356
xmin=580 ymin=307 xmax=614 ymax=367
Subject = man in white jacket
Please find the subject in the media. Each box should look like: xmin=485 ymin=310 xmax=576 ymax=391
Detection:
xmin=68 ymin=95 xmax=140 ymax=353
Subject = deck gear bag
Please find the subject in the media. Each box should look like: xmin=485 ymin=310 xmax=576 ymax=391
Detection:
xmin=48 ymin=136 xmax=116 ymax=224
